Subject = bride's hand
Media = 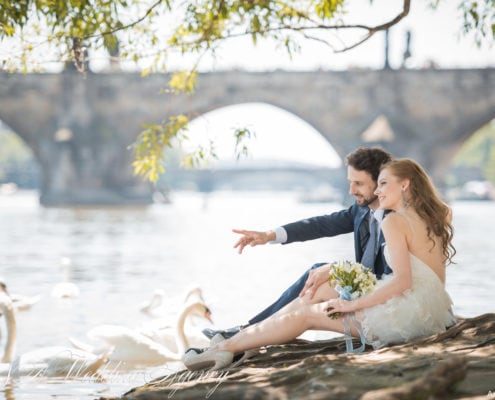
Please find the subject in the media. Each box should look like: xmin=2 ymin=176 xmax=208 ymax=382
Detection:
xmin=324 ymin=298 xmax=356 ymax=317
xmin=300 ymin=264 xmax=331 ymax=299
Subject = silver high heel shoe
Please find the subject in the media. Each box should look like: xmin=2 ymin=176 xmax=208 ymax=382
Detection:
xmin=209 ymin=333 xmax=258 ymax=368
xmin=210 ymin=333 xmax=227 ymax=346
xmin=183 ymin=347 xmax=234 ymax=371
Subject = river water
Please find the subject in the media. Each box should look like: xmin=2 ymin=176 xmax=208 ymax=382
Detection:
xmin=0 ymin=190 xmax=494 ymax=399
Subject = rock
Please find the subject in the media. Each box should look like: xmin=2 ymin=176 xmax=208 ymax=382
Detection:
xmin=98 ymin=314 xmax=495 ymax=400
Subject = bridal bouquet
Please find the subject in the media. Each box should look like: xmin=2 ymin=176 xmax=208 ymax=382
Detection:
xmin=327 ymin=260 xmax=377 ymax=319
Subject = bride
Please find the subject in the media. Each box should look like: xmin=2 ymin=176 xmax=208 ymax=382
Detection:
xmin=184 ymin=158 xmax=457 ymax=370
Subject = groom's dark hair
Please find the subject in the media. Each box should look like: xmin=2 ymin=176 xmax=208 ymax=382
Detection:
xmin=345 ymin=147 xmax=393 ymax=182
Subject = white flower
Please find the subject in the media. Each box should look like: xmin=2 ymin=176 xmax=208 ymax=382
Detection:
xmin=328 ymin=260 xmax=377 ymax=299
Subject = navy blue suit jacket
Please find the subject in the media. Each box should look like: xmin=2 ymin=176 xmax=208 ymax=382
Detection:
xmin=282 ymin=203 xmax=391 ymax=278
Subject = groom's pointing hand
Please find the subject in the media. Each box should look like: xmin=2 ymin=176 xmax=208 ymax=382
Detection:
xmin=232 ymin=229 xmax=275 ymax=254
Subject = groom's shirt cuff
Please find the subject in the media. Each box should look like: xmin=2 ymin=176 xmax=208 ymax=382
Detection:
xmin=270 ymin=227 xmax=287 ymax=244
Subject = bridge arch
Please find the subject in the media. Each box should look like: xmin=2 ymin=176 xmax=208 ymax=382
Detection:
xmin=448 ymin=116 xmax=495 ymax=160
xmin=184 ymin=102 xmax=342 ymax=168
xmin=0 ymin=122 xmax=40 ymax=190
xmin=164 ymin=102 xmax=345 ymax=192
xmin=447 ymin=118 xmax=495 ymax=189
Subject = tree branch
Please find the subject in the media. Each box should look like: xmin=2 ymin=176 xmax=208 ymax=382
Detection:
xmin=82 ymin=0 xmax=165 ymax=41
xmin=335 ymin=0 xmax=411 ymax=52
xmin=174 ymin=0 xmax=411 ymax=54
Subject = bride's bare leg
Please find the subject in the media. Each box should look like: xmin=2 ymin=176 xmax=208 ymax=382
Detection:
xmin=218 ymin=285 xmax=356 ymax=355
xmin=265 ymin=280 xmax=340 ymax=320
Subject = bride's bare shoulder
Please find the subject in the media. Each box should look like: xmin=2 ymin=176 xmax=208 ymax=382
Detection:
xmin=382 ymin=210 xmax=407 ymax=225
xmin=382 ymin=210 xmax=418 ymax=234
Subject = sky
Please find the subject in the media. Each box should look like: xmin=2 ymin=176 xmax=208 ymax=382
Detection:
xmin=168 ymin=0 xmax=495 ymax=72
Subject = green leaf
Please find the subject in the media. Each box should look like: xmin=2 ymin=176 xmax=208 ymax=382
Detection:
xmin=168 ymin=70 xmax=198 ymax=94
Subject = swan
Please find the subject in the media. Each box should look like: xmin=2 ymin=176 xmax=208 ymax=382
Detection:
xmin=139 ymin=320 xmax=210 ymax=353
xmin=139 ymin=290 xmax=211 ymax=351
xmin=0 ymin=278 xmax=42 ymax=311
xmin=50 ymin=257 xmax=80 ymax=298
xmin=139 ymin=286 xmax=205 ymax=316
xmin=139 ymin=289 xmax=166 ymax=315
xmin=69 ymin=301 xmax=212 ymax=365
xmin=137 ymin=287 xmax=209 ymax=349
xmin=0 ymin=292 xmax=110 ymax=377
xmin=184 ymin=286 xmax=205 ymax=303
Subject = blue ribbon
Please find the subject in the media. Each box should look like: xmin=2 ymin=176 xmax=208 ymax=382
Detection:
xmin=335 ymin=285 xmax=367 ymax=354
xmin=335 ymin=284 xmax=352 ymax=301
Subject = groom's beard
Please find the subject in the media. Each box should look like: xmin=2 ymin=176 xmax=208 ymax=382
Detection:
xmin=356 ymin=194 xmax=378 ymax=207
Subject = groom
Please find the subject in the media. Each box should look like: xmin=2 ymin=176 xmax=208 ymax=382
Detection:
xmin=203 ymin=146 xmax=393 ymax=340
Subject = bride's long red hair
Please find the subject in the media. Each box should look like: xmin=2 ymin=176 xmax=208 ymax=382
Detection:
xmin=381 ymin=158 xmax=456 ymax=265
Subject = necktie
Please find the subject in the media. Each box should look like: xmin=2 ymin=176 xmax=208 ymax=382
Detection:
xmin=361 ymin=212 xmax=378 ymax=269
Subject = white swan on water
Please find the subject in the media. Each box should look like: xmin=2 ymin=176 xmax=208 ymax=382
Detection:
xmin=50 ymin=257 xmax=80 ymax=299
xmin=137 ymin=287 xmax=210 ymax=351
xmin=69 ymin=301 xmax=212 ymax=366
xmin=0 ymin=278 xmax=42 ymax=311
xmin=139 ymin=286 xmax=205 ymax=316
xmin=0 ymin=292 xmax=110 ymax=377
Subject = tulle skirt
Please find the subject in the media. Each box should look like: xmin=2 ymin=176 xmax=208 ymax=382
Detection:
xmin=359 ymin=255 xmax=456 ymax=349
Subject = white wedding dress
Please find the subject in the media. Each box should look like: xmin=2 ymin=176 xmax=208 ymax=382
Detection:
xmin=359 ymin=247 xmax=456 ymax=349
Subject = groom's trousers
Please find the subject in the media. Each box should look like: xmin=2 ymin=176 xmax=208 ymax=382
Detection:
xmin=247 ymin=262 xmax=327 ymax=325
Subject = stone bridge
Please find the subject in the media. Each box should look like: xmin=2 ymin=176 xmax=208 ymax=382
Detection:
xmin=0 ymin=68 xmax=494 ymax=205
